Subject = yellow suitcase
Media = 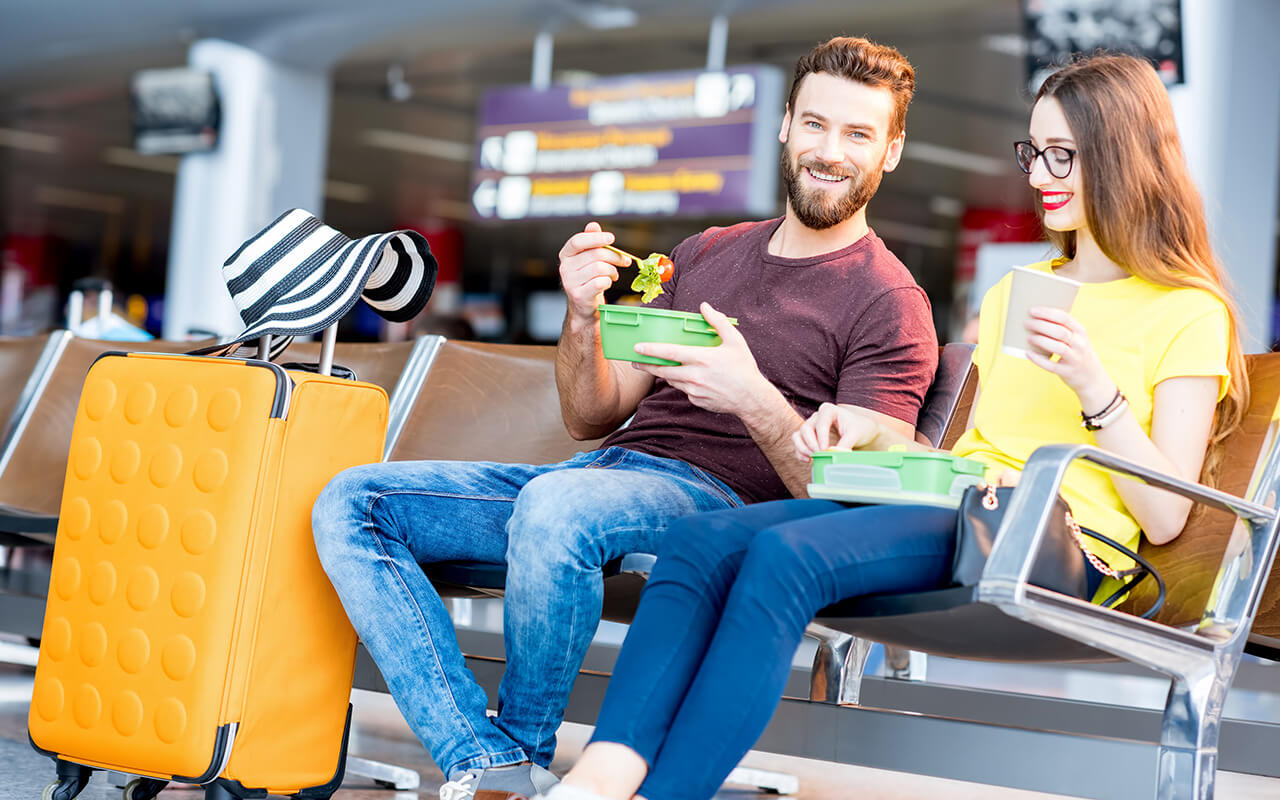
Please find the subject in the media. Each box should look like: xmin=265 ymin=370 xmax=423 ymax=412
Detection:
xmin=28 ymin=347 xmax=387 ymax=800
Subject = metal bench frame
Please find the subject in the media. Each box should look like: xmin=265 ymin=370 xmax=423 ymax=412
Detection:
xmin=6 ymin=334 xmax=1280 ymax=798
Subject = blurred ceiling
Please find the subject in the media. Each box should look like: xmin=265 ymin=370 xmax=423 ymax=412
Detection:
xmin=0 ymin=0 xmax=1041 ymax=305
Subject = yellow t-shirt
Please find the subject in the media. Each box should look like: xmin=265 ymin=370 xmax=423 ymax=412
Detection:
xmin=951 ymin=260 xmax=1230 ymax=569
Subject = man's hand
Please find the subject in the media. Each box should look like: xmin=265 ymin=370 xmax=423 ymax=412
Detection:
xmin=631 ymin=302 xmax=772 ymax=419
xmin=792 ymin=403 xmax=881 ymax=461
xmin=558 ymin=221 xmax=631 ymax=325
xmin=632 ymin=301 xmax=809 ymax=497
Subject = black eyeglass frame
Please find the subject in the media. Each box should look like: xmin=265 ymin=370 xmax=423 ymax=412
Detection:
xmin=1013 ymin=140 xmax=1077 ymax=179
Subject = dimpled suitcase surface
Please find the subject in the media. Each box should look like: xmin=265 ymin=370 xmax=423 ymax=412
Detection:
xmin=28 ymin=352 xmax=387 ymax=798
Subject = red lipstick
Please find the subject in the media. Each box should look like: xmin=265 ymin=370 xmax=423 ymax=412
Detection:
xmin=1041 ymin=193 xmax=1071 ymax=212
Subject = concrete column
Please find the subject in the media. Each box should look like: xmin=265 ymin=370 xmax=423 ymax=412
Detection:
xmin=1169 ymin=0 xmax=1280 ymax=352
xmin=163 ymin=38 xmax=330 ymax=340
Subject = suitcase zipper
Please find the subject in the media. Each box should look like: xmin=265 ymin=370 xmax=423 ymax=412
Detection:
xmin=244 ymin=359 xmax=293 ymax=418
xmin=171 ymin=722 xmax=238 ymax=783
xmin=211 ymin=362 xmax=292 ymax=776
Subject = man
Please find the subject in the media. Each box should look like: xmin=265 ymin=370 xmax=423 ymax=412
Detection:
xmin=312 ymin=35 xmax=937 ymax=800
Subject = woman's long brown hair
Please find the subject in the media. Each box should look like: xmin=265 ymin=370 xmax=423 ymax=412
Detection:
xmin=1035 ymin=53 xmax=1247 ymax=486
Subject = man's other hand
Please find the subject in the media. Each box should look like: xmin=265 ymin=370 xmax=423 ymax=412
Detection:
xmin=792 ymin=403 xmax=881 ymax=461
xmin=631 ymin=302 xmax=771 ymax=418
xmin=558 ymin=221 xmax=631 ymax=324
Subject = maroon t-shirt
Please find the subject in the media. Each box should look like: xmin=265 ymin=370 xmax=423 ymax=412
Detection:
xmin=602 ymin=217 xmax=938 ymax=504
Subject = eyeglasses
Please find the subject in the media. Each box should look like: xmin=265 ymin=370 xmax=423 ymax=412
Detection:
xmin=1013 ymin=140 xmax=1076 ymax=179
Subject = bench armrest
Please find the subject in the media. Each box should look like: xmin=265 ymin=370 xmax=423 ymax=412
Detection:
xmin=0 ymin=503 xmax=58 ymax=539
xmin=977 ymin=443 xmax=1278 ymax=679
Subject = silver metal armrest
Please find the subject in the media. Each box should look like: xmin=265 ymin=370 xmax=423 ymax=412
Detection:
xmin=977 ymin=443 xmax=1278 ymax=674
xmin=0 ymin=330 xmax=72 ymax=477
xmin=973 ymin=442 xmax=1280 ymax=800
xmin=382 ymin=334 xmax=444 ymax=461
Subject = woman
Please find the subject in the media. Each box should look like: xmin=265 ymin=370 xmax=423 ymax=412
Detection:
xmin=535 ymin=52 xmax=1247 ymax=800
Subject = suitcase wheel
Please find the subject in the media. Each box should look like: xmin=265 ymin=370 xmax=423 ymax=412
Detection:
xmin=203 ymin=782 xmax=241 ymax=800
xmin=45 ymin=761 xmax=92 ymax=800
xmin=122 ymin=778 xmax=169 ymax=800
xmin=43 ymin=778 xmax=87 ymax=800
xmin=43 ymin=783 xmax=80 ymax=800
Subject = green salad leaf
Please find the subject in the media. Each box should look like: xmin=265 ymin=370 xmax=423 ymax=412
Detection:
xmin=630 ymin=253 xmax=671 ymax=304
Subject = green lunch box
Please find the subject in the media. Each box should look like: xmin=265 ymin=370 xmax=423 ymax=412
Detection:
xmin=598 ymin=304 xmax=737 ymax=366
xmin=807 ymin=447 xmax=988 ymax=508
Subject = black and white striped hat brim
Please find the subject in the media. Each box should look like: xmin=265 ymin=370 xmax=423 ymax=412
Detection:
xmin=221 ymin=208 xmax=437 ymax=345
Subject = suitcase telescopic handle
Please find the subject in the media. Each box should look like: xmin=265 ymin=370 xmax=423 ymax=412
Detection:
xmin=318 ymin=324 xmax=337 ymax=376
xmin=257 ymin=323 xmax=338 ymax=376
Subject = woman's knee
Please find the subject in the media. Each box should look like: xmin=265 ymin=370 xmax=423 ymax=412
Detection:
xmin=662 ymin=499 xmax=835 ymax=566
xmin=633 ymin=509 xmax=768 ymax=601
xmin=658 ymin=509 xmax=757 ymax=571
xmin=739 ymin=526 xmax=829 ymax=600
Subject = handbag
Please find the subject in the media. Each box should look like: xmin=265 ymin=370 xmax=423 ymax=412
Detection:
xmin=952 ymin=485 xmax=1166 ymax=619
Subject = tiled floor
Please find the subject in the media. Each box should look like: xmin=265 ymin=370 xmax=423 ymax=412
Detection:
xmin=3 ymin=639 xmax=1278 ymax=800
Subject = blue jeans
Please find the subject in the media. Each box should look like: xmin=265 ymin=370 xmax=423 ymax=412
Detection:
xmin=589 ymin=499 xmax=1102 ymax=800
xmin=310 ymin=446 xmax=742 ymax=777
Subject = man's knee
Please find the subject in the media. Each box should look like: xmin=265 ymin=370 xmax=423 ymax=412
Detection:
xmin=312 ymin=463 xmax=389 ymax=567
xmin=506 ymin=471 xmax=610 ymax=571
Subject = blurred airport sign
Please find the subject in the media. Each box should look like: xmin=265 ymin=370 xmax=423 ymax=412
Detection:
xmin=132 ymin=68 xmax=221 ymax=155
xmin=471 ymin=66 xmax=784 ymax=221
xmin=1023 ymin=0 xmax=1184 ymax=91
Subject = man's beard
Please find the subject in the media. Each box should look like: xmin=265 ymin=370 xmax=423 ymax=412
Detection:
xmin=779 ymin=143 xmax=885 ymax=231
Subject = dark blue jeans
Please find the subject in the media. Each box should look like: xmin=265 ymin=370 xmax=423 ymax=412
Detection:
xmin=311 ymin=447 xmax=741 ymax=777
xmin=589 ymin=499 xmax=1102 ymax=800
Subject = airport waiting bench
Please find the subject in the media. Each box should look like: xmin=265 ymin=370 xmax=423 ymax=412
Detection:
xmin=4 ymin=334 xmax=1280 ymax=799
xmin=373 ymin=338 xmax=1280 ymax=800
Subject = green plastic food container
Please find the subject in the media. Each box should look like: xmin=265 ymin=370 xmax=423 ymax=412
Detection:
xmin=598 ymin=304 xmax=737 ymax=366
xmin=807 ymin=447 xmax=987 ymax=508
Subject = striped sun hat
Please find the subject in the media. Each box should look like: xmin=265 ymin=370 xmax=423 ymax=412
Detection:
xmin=221 ymin=208 xmax=437 ymax=346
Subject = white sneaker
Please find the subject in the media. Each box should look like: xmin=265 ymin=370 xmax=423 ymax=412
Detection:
xmin=535 ymin=784 xmax=614 ymax=800
xmin=438 ymin=764 xmax=560 ymax=800
xmin=438 ymin=770 xmax=480 ymax=800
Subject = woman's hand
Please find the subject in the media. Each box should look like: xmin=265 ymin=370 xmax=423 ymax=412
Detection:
xmin=793 ymin=403 xmax=880 ymax=461
xmin=1024 ymin=306 xmax=1119 ymax=415
xmin=995 ymin=468 xmax=1021 ymax=487
xmin=976 ymin=469 xmax=1020 ymax=492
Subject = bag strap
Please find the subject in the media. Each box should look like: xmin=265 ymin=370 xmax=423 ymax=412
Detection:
xmin=186 ymin=335 xmax=294 ymax=361
xmin=980 ymin=485 xmax=1167 ymax=620
xmin=1074 ymin=525 xmax=1167 ymax=619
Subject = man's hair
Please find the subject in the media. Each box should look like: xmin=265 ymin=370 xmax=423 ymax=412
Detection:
xmin=787 ymin=36 xmax=915 ymax=137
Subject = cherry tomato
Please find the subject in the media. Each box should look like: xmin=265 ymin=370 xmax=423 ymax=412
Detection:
xmin=657 ymin=256 xmax=674 ymax=282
